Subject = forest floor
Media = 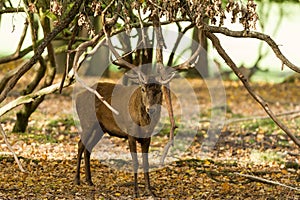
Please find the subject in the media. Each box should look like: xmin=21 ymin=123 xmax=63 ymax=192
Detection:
xmin=0 ymin=75 xmax=300 ymax=199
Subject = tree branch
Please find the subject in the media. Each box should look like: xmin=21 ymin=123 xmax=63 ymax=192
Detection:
xmin=0 ymin=7 xmax=25 ymax=14
xmin=205 ymin=31 xmax=300 ymax=148
xmin=167 ymin=23 xmax=194 ymax=66
xmin=0 ymin=123 xmax=26 ymax=172
xmin=204 ymin=25 xmax=300 ymax=74
xmin=0 ymin=0 xmax=85 ymax=104
xmin=0 ymin=41 xmax=41 ymax=64
xmin=0 ymin=74 xmax=74 ymax=117
xmin=235 ymin=172 xmax=300 ymax=192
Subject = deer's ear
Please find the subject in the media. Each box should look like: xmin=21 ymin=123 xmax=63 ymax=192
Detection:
xmin=141 ymin=86 xmax=146 ymax=93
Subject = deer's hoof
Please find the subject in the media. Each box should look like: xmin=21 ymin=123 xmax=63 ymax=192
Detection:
xmin=86 ymin=180 xmax=94 ymax=186
xmin=134 ymin=190 xmax=140 ymax=198
xmin=147 ymin=189 xmax=156 ymax=198
xmin=74 ymin=178 xmax=80 ymax=185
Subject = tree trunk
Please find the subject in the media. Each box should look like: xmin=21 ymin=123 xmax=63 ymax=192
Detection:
xmin=13 ymin=13 xmax=56 ymax=132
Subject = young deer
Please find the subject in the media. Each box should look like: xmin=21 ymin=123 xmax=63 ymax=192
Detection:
xmin=74 ymin=70 xmax=174 ymax=197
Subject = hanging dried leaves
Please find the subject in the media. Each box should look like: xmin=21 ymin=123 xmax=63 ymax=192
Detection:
xmin=48 ymin=0 xmax=259 ymax=36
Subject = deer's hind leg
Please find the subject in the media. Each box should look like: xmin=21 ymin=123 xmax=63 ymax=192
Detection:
xmin=75 ymin=122 xmax=104 ymax=186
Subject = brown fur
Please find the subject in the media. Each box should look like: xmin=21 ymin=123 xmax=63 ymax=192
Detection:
xmin=74 ymin=81 xmax=163 ymax=197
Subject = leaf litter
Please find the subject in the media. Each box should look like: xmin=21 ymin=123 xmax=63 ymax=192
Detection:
xmin=0 ymin=79 xmax=300 ymax=199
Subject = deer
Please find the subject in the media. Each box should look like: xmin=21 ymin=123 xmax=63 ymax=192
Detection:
xmin=74 ymin=68 xmax=175 ymax=197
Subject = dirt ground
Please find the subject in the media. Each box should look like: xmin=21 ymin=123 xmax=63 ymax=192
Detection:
xmin=0 ymin=77 xmax=300 ymax=199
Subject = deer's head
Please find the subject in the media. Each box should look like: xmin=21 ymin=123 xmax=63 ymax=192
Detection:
xmin=127 ymin=67 xmax=176 ymax=115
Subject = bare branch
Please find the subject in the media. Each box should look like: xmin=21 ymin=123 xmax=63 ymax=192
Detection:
xmin=151 ymin=11 xmax=177 ymax=165
xmin=148 ymin=0 xmax=163 ymax=10
xmin=0 ymin=41 xmax=39 ymax=64
xmin=59 ymin=23 xmax=80 ymax=93
xmin=205 ymin=31 xmax=300 ymax=148
xmin=0 ymin=73 xmax=74 ymax=117
xmin=153 ymin=9 xmax=165 ymax=68
xmin=137 ymin=9 xmax=147 ymax=48
xmin=0 ymin=7 xmax=25 ymax=14
xmin=0 ymin=123 xmax=26 ymax=172
xmin=0 ymin=61 xmax=25 ymax=93
xmin=0 ymin=0 xmax=85 ymax=104
xmin=235 ymin=172 xmax=300 ymax=191
xmin=204 ymin=25 xmax=300 ymax=74
xmin=198 ymin=110 xmax=300 ymax=125
xmin=71 ymin=32 xmax=104 ymax=72
xmin=15 ymin=19 xmax=29 ymax=55
xmin=224 ymin=110 xmax=300 ymax=125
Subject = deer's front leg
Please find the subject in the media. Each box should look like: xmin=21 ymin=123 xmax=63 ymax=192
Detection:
xmin=84 ymin=148 xmax=93 ymax=186
xmin=141 ymin=137 xmax=156 ymax=197
xmin=74 ymin=140 xmax=84 ymax=185
xmin=128 ymin=135 xmax=139 ymax=197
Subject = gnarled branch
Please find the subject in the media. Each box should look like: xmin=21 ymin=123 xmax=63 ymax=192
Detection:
xmin=0 ymin=0 xmax=85 ymax=103
xmin=205 ymin=31 xmax=300 ymax=148
xmin=204 ymin=25 xmax=300 ymax=74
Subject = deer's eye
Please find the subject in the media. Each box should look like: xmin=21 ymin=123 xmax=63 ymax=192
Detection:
xmin=141 ymin=87 xmax=146 ymax=92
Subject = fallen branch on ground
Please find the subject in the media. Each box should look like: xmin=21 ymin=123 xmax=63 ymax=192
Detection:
xmin=235 ymin=172 xmax=300 ymax=191
xmin=198 ymin=110 xmax=300 ymax=125
xmin=0 ymin=123 xmax=26 ymax=172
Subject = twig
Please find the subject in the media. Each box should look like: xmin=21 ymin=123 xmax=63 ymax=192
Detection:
xmin=0 ymin=61 xmax=26 ymax=93
xmin=137 ymin=9 xmax=147 ymax=48
xmin=110 ymin=39 xmax=145 ymax=69
xmin=235 ymin=172 xmax=300 ymax=191
xmin=0 ymin=123 xmax=26 ymax=172
xmin=71 ymin=31 xmax=104 ymax=72
xmin=59 ymin=23 xmax=80 ymax=93
xmin=0 ymin=40 xmax=41 ymax=64
xmin=148 ymin=0 xmax=163 ymax=10
xmin=0 ymin=7 xmax=25 ymax=14
xmin=291 ymin=113 xmax=300 ymax=120
xmin=205 ymin=31 xmax=300 ymax=148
